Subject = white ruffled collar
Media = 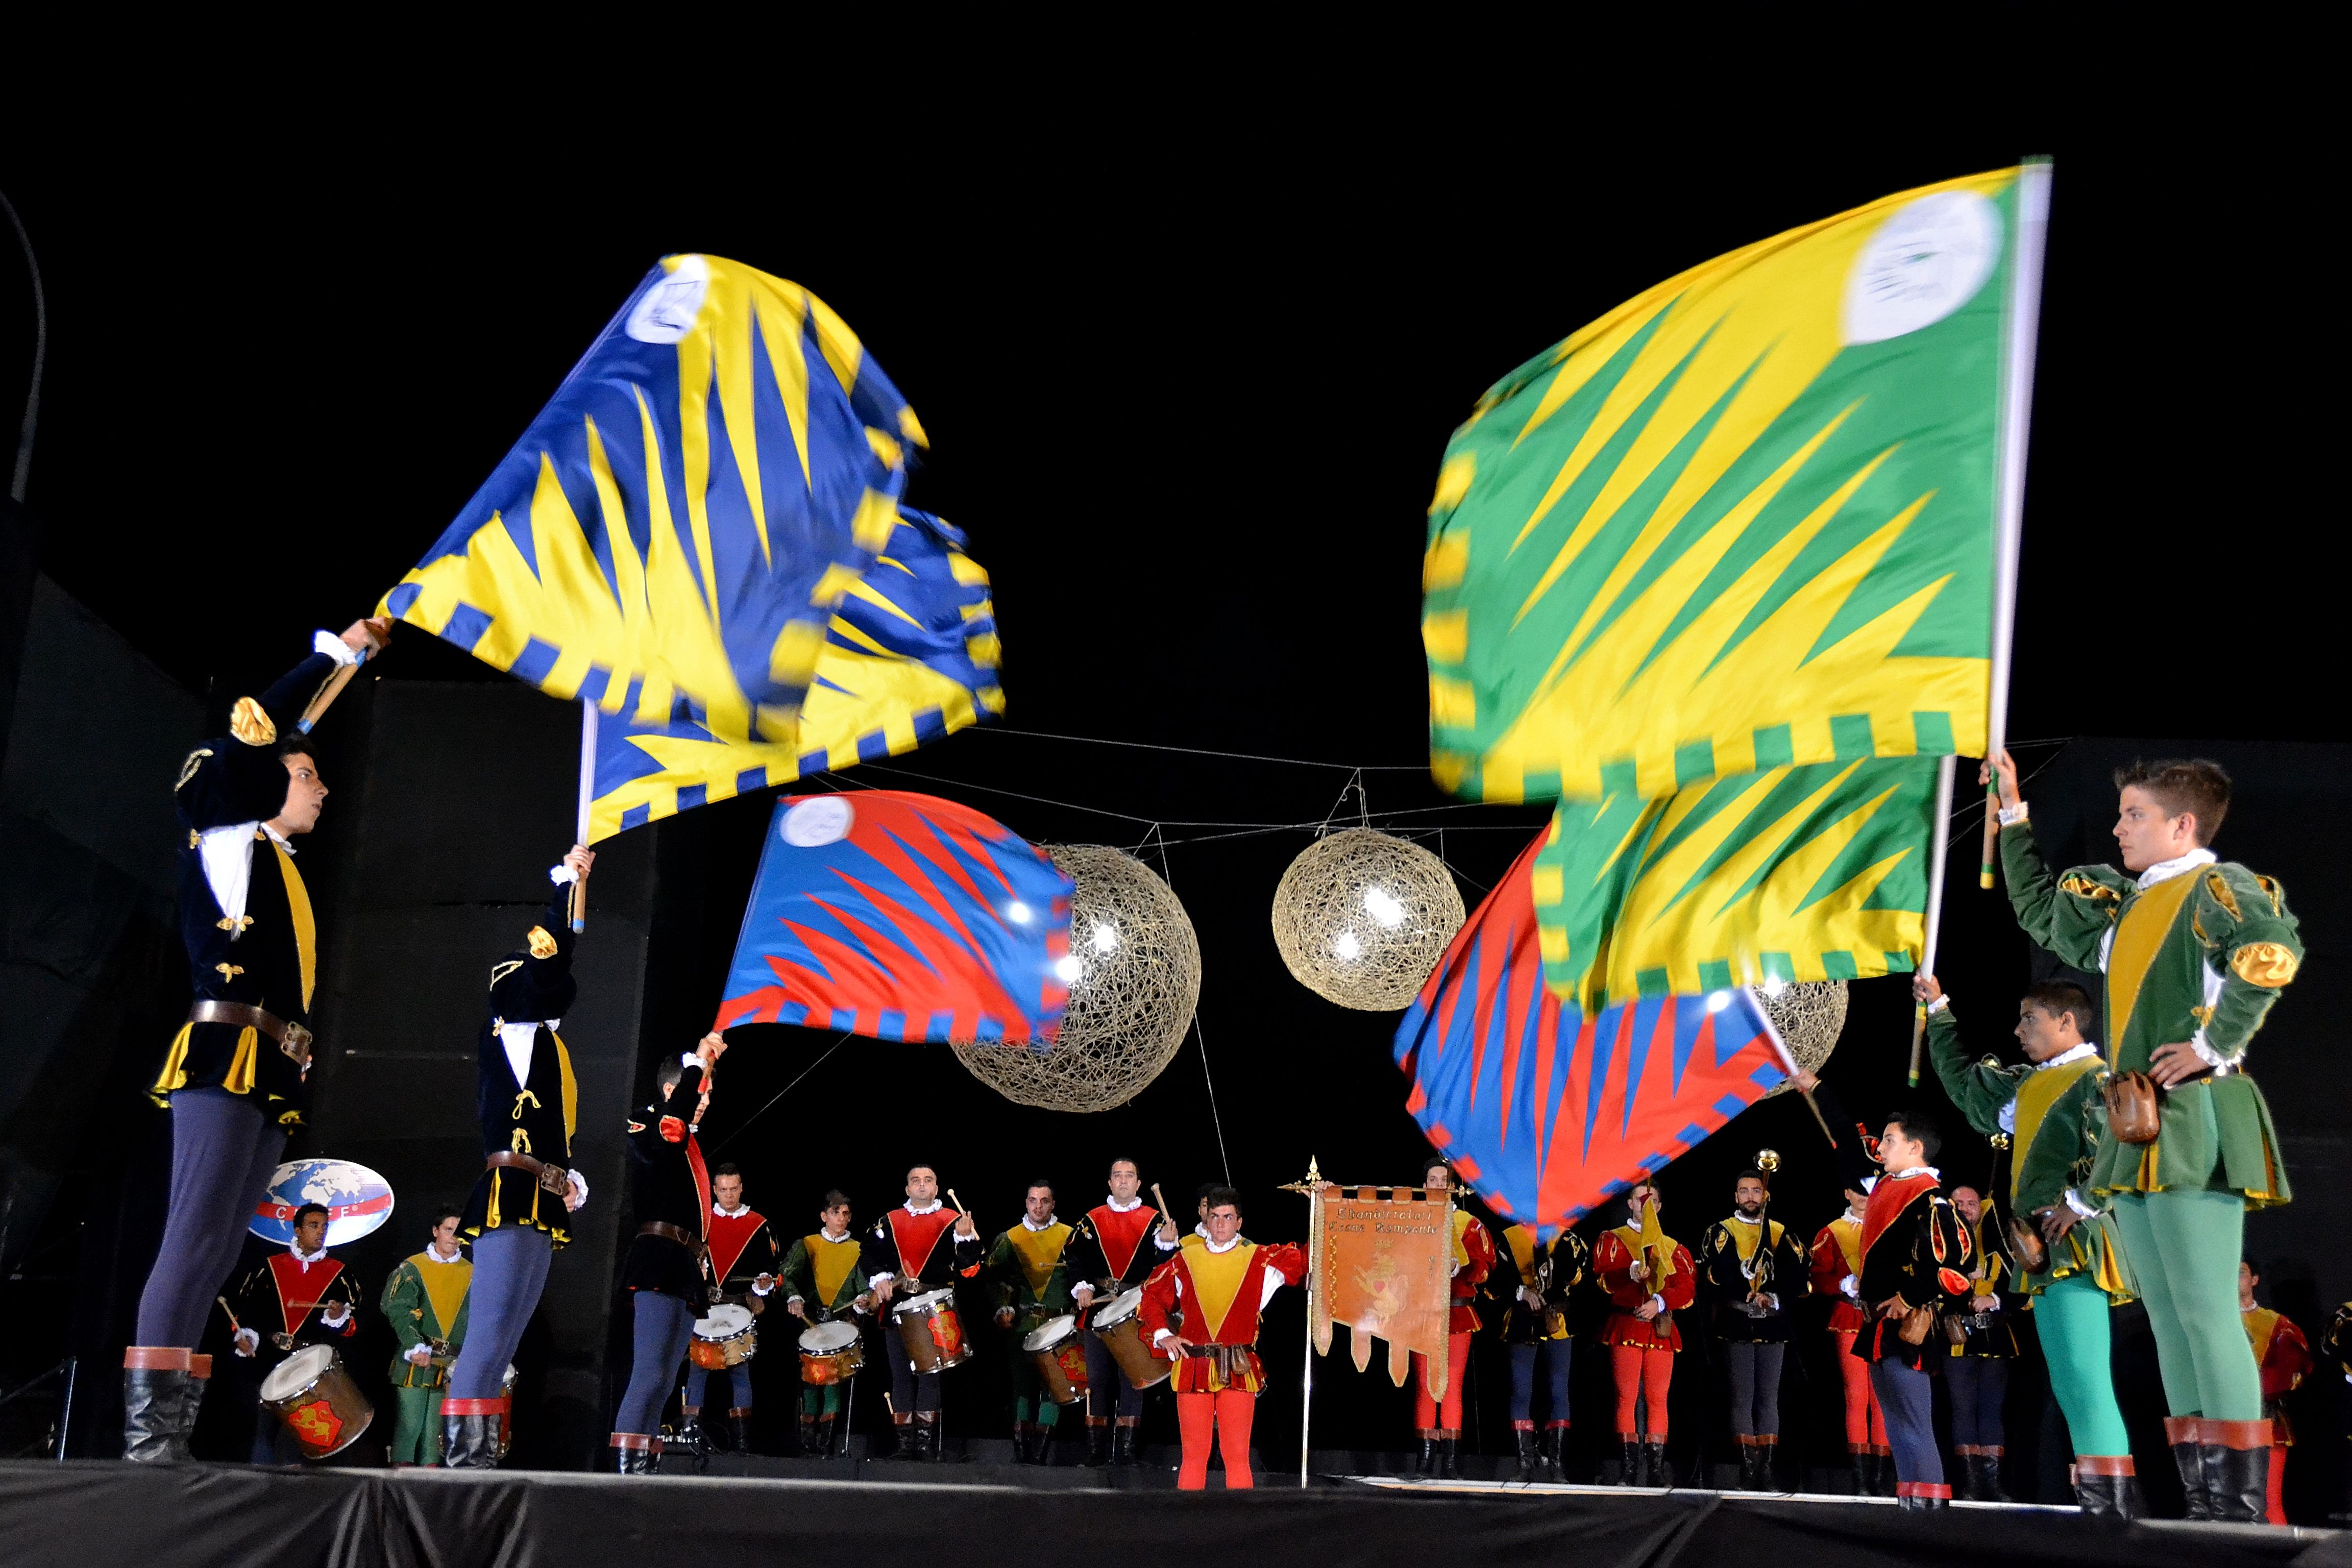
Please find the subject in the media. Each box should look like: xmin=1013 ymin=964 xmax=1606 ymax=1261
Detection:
xmin=2136 ymin=847 xmax=2216 ymax=890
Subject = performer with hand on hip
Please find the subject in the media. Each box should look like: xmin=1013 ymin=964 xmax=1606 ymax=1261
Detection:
xmin=380 ymin=1205 xmax=471 ymax=1467
xmin=1594 ymin=1181 xmax=1694 ymax=1487
xmin=779 ymin=1191 xmax=873 ymax=1459
xmin=677 ymin=1163 xmax=777 ymax=1457
xmin=126 ymin=617 xmax=385 ymax=1463
xmin=441 ymin=846 xmax=593 ymax=1469
xmin=225 ymin=1201 xmax=360 ymax=1465
xmin=1064 ymin=1158 xmax=1178 ymax=1466
xmin=861 ymin=1164 xmax=982 ymax=1460
xmin=606 ymin=1033 xmax=725 ymax=1473
xmin=1989 ymin=750 xmax=2299 ymax=1522
xmin=1138 ymin=1186 xmax=1305 ymax=1491
xmin=1697 ymin=1166 xmax=1809 ymax=1490
xmin=1852 ymin=1111 xmax=1974 ymax=1510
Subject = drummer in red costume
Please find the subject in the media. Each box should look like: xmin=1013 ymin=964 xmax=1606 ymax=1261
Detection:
xmin=1410 ymin=1156 xmax=1496 ymax=1478
xmin=1139 ymin=1185 xmax=1305 ymax=1491
xmin=862 ymin=1164 xmax=981 ymax=1460
xmin=677 ymin=1164 xmax=778 ymax=1456
xmin=1593 ymin=1181 xmax=1696 ymax=1487
xmin=1065 ymin=1158 xmax=1180 ymax=1466
xmin=223 ymin=1202 xmax=360 ymax=1465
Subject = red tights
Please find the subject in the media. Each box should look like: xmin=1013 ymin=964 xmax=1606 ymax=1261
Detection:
xmin=1175 ymin=1389 xmax=1256 ymax=1490
xmin=1831 ymin=1330 xmax=1889 ymax=1448
xmin=1411 ymin=1331 xmax=1473 ymax=1432
xmin=1609 ymin=1344 xmax=1673 ymax=1438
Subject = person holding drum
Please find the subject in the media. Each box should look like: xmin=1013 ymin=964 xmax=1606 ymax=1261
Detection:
xmin=677 ymin=1163 xmax=778 ymax=1457
xmin=983 ymin=1180 xmax=1084 ymax=1464
xmin=781 ymin=1190 xmax=874 ymax=1459
xmin=608 ymin=1033 xmax=727 ymax=1474
xmin=224 ymin=1201 xmax=362 ymax=1464
xmin=862 ymin=1165 xmax=982 ymax=1461
xmin=442 ymin=847 xmax=594 ymax=1470
xmin=1064 ymin=1159 xmax=1180 ymax=1466
xmin=1139 ymin=1186 xmax=1307 ymax=1491
xmin=380 ymin=1205 xmax=471 ymax=1466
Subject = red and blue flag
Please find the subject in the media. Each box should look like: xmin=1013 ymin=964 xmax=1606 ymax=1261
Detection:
xmin=718 ymin=791 xmax=1073 ymax=1045
xmin=1395 ymin=835 xmax=1793 ymax=1239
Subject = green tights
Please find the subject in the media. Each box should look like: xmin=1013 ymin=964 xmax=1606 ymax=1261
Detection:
xmin=2111 ymin=1190 xmax=2261 ymax=1420
xmin=2033 ymin=1272 xmax=2130 ymax=1456
xmin=800 ymin=1382 xmax=845 ymax=1418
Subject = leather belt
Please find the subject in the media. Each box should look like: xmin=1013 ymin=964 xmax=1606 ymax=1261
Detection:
xmin=639 ymin=1220 xmax=707 ymax=1258
xmin=189 ymin=999 xmax=313 ymax=1068
xmin=485 ymin=1150 xmax=573 ymax=1197
xmin=1180 ymin=1341 xmax=1257 ymax=1381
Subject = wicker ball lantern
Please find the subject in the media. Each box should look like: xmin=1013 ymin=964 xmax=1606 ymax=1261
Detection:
xmin=1269 ymin=829 xmax=1466 ymax=1011
xmin=1754 ymin=978 xmax=1849 ymax=1095
xmin=951 ymin=845 xmax=1202 ymax=1113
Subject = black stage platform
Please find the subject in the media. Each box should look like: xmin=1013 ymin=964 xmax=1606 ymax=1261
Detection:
xmin=2 ymin=1461 xmax=2340 ymax=1568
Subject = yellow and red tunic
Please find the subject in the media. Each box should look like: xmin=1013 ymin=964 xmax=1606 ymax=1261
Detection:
xmin=1810 ymin=1214 xmax=1869 ymax=1332
xmin=1138 ymin=1239 xmax=1307 ymax=1394
xmin=1595 ymin=1225 xmax=1695 ymax=1350
xmin=2243 ymin=1305 xmax=2313 ymax=1443
xmin=1444 ymin=1207 xmax=1497 ymax=1334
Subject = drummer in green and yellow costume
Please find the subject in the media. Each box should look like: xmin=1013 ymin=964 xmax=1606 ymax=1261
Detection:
xmin=1989 ymin=751 xmax=2300 ymax=1524
xmin=984 ymin=1179 xmax=1077 ymax=1464
xmin=780 ymin=1190 xmax=873 ymax=1458
xmin=379 ymin=1205 xmax=472 ymax=1466
xmin=1921 ymin=973 xmax=2138 ymax=1516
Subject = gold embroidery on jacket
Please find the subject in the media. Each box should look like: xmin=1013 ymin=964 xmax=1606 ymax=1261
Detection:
xmin=177 ymin=749 xmax=214 ymax=790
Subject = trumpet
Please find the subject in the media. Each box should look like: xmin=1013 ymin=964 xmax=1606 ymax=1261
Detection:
xmin=1747 ymin=1149 xmax=1781 ymax=1300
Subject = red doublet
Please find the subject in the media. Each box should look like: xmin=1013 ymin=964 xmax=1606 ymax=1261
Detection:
xmin=887 ymin=1207 xmax=958 ymax=1280
xmin=1446 ymin=1209 xmax=1496 ymax=1333
xmin=706 ymin=1209 xmax=766 ymax=1287
xmin=266 ymin=1254 xmax=355 ymax=1339
xmin=1138 ymin=1241 xmax=1307 ymax=1394
xmin=1086 ymin=1203 xmax=1160 ymax=1281
xmin=1594 ymin=1228 xmax=1695 ymax=1351
xmin=1811 ymin=1218 xmax=1869 ymax=1333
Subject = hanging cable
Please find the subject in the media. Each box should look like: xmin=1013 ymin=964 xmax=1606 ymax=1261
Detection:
xmin=709 ymin=1032 xmax=852 ymax=1155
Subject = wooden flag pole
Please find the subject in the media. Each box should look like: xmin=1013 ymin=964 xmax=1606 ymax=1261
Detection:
xmin=1909 ymin=754 xmax=1959 ymax=1088
xmin=570 ymin=700 xmax=597 ymax=932
xmin=296 ymin=662 xmax=361 ymax=734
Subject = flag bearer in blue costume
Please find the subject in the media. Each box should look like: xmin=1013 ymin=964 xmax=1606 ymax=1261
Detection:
xmin=440 ymin=847 xmax=593 ymax=1468
xmin=608 ymin=1033 xmax=727 ymax=1474
xmin=781 ymin=1191 xmax=874 ymax=1458
xmin=124 ymin=617 xmax=385 ymax=1464
xmin=1065 ymin=1159 xmax=1181 ymax=1467
xmin=1989 ymin=750 xmax=2301 ymax=1522
xmin=1494 ymin=1221 xmax=1586 ymax=1482
xmin=381 ymin=1205 xmax=472 ymax=1466
xmin=1921 ymin=971 xmax=2142 ymax=1516
xmin=1851 ymin=1111 xmax=1974 ymax=1510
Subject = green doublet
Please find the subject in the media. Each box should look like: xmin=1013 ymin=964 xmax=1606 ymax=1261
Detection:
xmin=1926 ymin=1008 xmax=2129 ymax=1300
xmin=2000 ymin=826 xmax=2297 ymax=1207
xmin=380 ymin=1251 xmax=472 ymax=1390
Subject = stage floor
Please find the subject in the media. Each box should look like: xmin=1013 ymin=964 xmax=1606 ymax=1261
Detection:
xmin=2 ymin=1460 xmax=2339 ymax=1568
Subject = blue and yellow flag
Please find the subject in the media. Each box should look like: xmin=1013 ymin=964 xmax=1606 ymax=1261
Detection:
xmin=383 ymin=254 xmax=925 ymax=747
xmin=1533 ymin=756 xmax=1938 ymax=1010
xmin=584 ymin=507 xmax=1001 ymax=840
xmin=1425 ymin=170 xmax=2025 ymax=803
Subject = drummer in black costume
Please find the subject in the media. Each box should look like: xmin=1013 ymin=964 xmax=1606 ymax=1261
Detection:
xmin=862 ymin=1164 xmax=981 ymax=1460
xmin=1064 ymin=1158 xmax=1180 ymax=1466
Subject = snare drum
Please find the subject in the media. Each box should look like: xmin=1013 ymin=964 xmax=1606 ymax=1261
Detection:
xmin=1090 ymin=1287 xmax=1171 ymax=1390
xmin=258 ymin=1345 xmax=374 ymax=1460
xmin=892 ymin=1288 xmax=972 ymax=1373
xmin=691 ymin=1303 xmax=758 ymax=1369
xmin=798 ymin=1320 xmax=865 ymax=1385
xmin=1021 ymin=1313 xmax=1089 ymax=1404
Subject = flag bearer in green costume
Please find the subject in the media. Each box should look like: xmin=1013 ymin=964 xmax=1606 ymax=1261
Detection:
xmin=985 ymin=1179 xmax=1079 ymax=1464
xmin=1987 ymin=751 xmax=2301 ymax=1523
xmin=380 ymin=1205 xmax=473 ymax=1466
xmin=1919 ymin=972 xmax=2140 ymax=1516
xmin=780 ymin=1190 xmax=873 ymax=1458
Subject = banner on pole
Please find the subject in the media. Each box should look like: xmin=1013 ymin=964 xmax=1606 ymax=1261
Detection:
xmin=1310 ymin=1184 xmax=1455 ymax=1401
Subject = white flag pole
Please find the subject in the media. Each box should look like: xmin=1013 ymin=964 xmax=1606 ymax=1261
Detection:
xmin=571 ymin=700 xmax=597 ymax=932
xmin=1908 ymin=753 xmax=1959 ymax=1087
xmin=1979 ymin=157 xmax=2053 ymax=891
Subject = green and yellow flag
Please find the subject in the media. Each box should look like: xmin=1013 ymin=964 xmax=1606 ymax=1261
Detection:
xmin=1532 ymin=756 xmax=1938 ymax=1009
xmin=1425 ymin=168 xmax=2025 ymax=804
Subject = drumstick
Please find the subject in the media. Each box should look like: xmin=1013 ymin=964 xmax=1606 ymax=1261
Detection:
xmin=946 ymin=1187 xmax=967 ymax=1214
xmin=1150 ymin=1182 xmax=1169 ymax=1216
xmin=217 ymin=1295 xmax=242 ymax=1333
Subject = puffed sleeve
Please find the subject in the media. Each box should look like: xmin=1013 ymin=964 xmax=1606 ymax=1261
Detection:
xmin=2196 ymin=866 xmax=2302 ymax=1062
xmin=2000 ymin=823 xmax=2125 ymax=973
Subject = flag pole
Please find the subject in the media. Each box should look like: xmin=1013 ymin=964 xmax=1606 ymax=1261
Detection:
xmin=1909 ymin=753 xmax=1959 ymax=1088
xmin=1280 ymin=1157 xmax=1323 ymax=1488
xmin=1981 ymin=157 xmax=2053 ymax=890
xmin=570 ymin=700 xmax=597 ymax=932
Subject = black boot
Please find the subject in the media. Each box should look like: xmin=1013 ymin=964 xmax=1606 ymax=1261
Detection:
xmin=442 ymin=1410 xmax=503 ymax=1469
xmin=1977 ymin=1448 xmax=2005 ymax=1503
xmin=1514 ymin=1428 xmax=1540 ymax=1482
xmin=1898 ymin=1486 xmax=1949 ymax=1511
xmin=1538 ymin=1426 xmax=1564 ymax=1482
xmin=815 ymin=1416 xmax=838 ymax=1458
xmin=1112 ymin=1423 xmax=1140 ymax=1467
xmin=1873 ymin=1449 xmax=1898 ymax=1497
xmin=884 ymin=1417 xmax=916 ymax=1459
xmin=121 ymin=1357 xmax=199 ymax=1464
xmin=1032 ymin=1423 xmax=1059 ymax=1465
xmin=1084 ymin=1422 xmax=1111 ymax=1467
xmin=609 ymin=1434 xmax=659 ymax=1475
xmin=1011 ymin=1421 xmax=1035 ymax=1464
xmin=674 ymin=1412 xmax=706 ymax=1456
xmin=2165 ymin=1418 xmax=2211 ymax=1521
xmin=2201 ymin=1423 xmax=2269 ymax=1525
xmin=2074 ymin=1457 xmax=2142 ymax=1519
xmin=1619 ymin=1439 xmax=1644 ymax=1486
xmin=799 ymin=1411 xmax=820 ymax=1457
xmin=914 ymin=1414 xmax=943 ymax=1461
xmin=1437 ymin=1436 xmax=1458 ymax=1479
xmin=1414 ymin=1433 xmax=1438 ymax=1476
xmin=1736 ymin=1440 xmax=1765 ymax=1491
xmin=1848 ymin=1447 xmax=1872 ymax=1495
xmin=1644 ymin=1439 xmax=1670 ymax=1488
xmin=728 ymin=1408 xmax=753 ymax=1457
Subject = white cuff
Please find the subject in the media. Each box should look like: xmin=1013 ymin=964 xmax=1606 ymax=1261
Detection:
xmin=752 ymin=1278 xmax=773 ymax=1296
xmin=786 ymin=1293 xmax=805 ymax=1307
xmin=313 ymin=630 xmax=362 ymax=667
xmin=1649 ymin=1295 xmax=1665 ymax=1314
xmin=1151 ymin=1328 xmax=1175 ymax=1346
xmin=1925 ymin=995 xmax=1949 ymax=1015
xmin=869 ymin=1271 xmax=896 ymax=1289
xmin=568 ymin=1169 xmax=590 ymax=1207
xmin=2187 ymin=1034 xmax=2226 ymax=1069
xmin=2064 ymin=1189 xmax=2099 ymax=1219
xmin=1840 ymin=1275 xmax=1858 ymax=1299
xmin=1155 ymin=1235 xmax=1178 ymax=1251
xmin=550 ymin=864 xmax=578 ymax=886
xmin=1997 ymin=802 xmax=2028 ymax=826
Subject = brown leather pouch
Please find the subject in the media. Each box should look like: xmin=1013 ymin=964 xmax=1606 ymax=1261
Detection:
xmin=1942 ymin=1311 xmax=1972 ymax=1346
xmin=2104 ymin=1071 xmax=2162 ymax=1144
xmin=1897 ymin=1303 xmax=1937 ymax=1345
xmin=2008 ymin=1211 xmax=2050 ymax=1275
